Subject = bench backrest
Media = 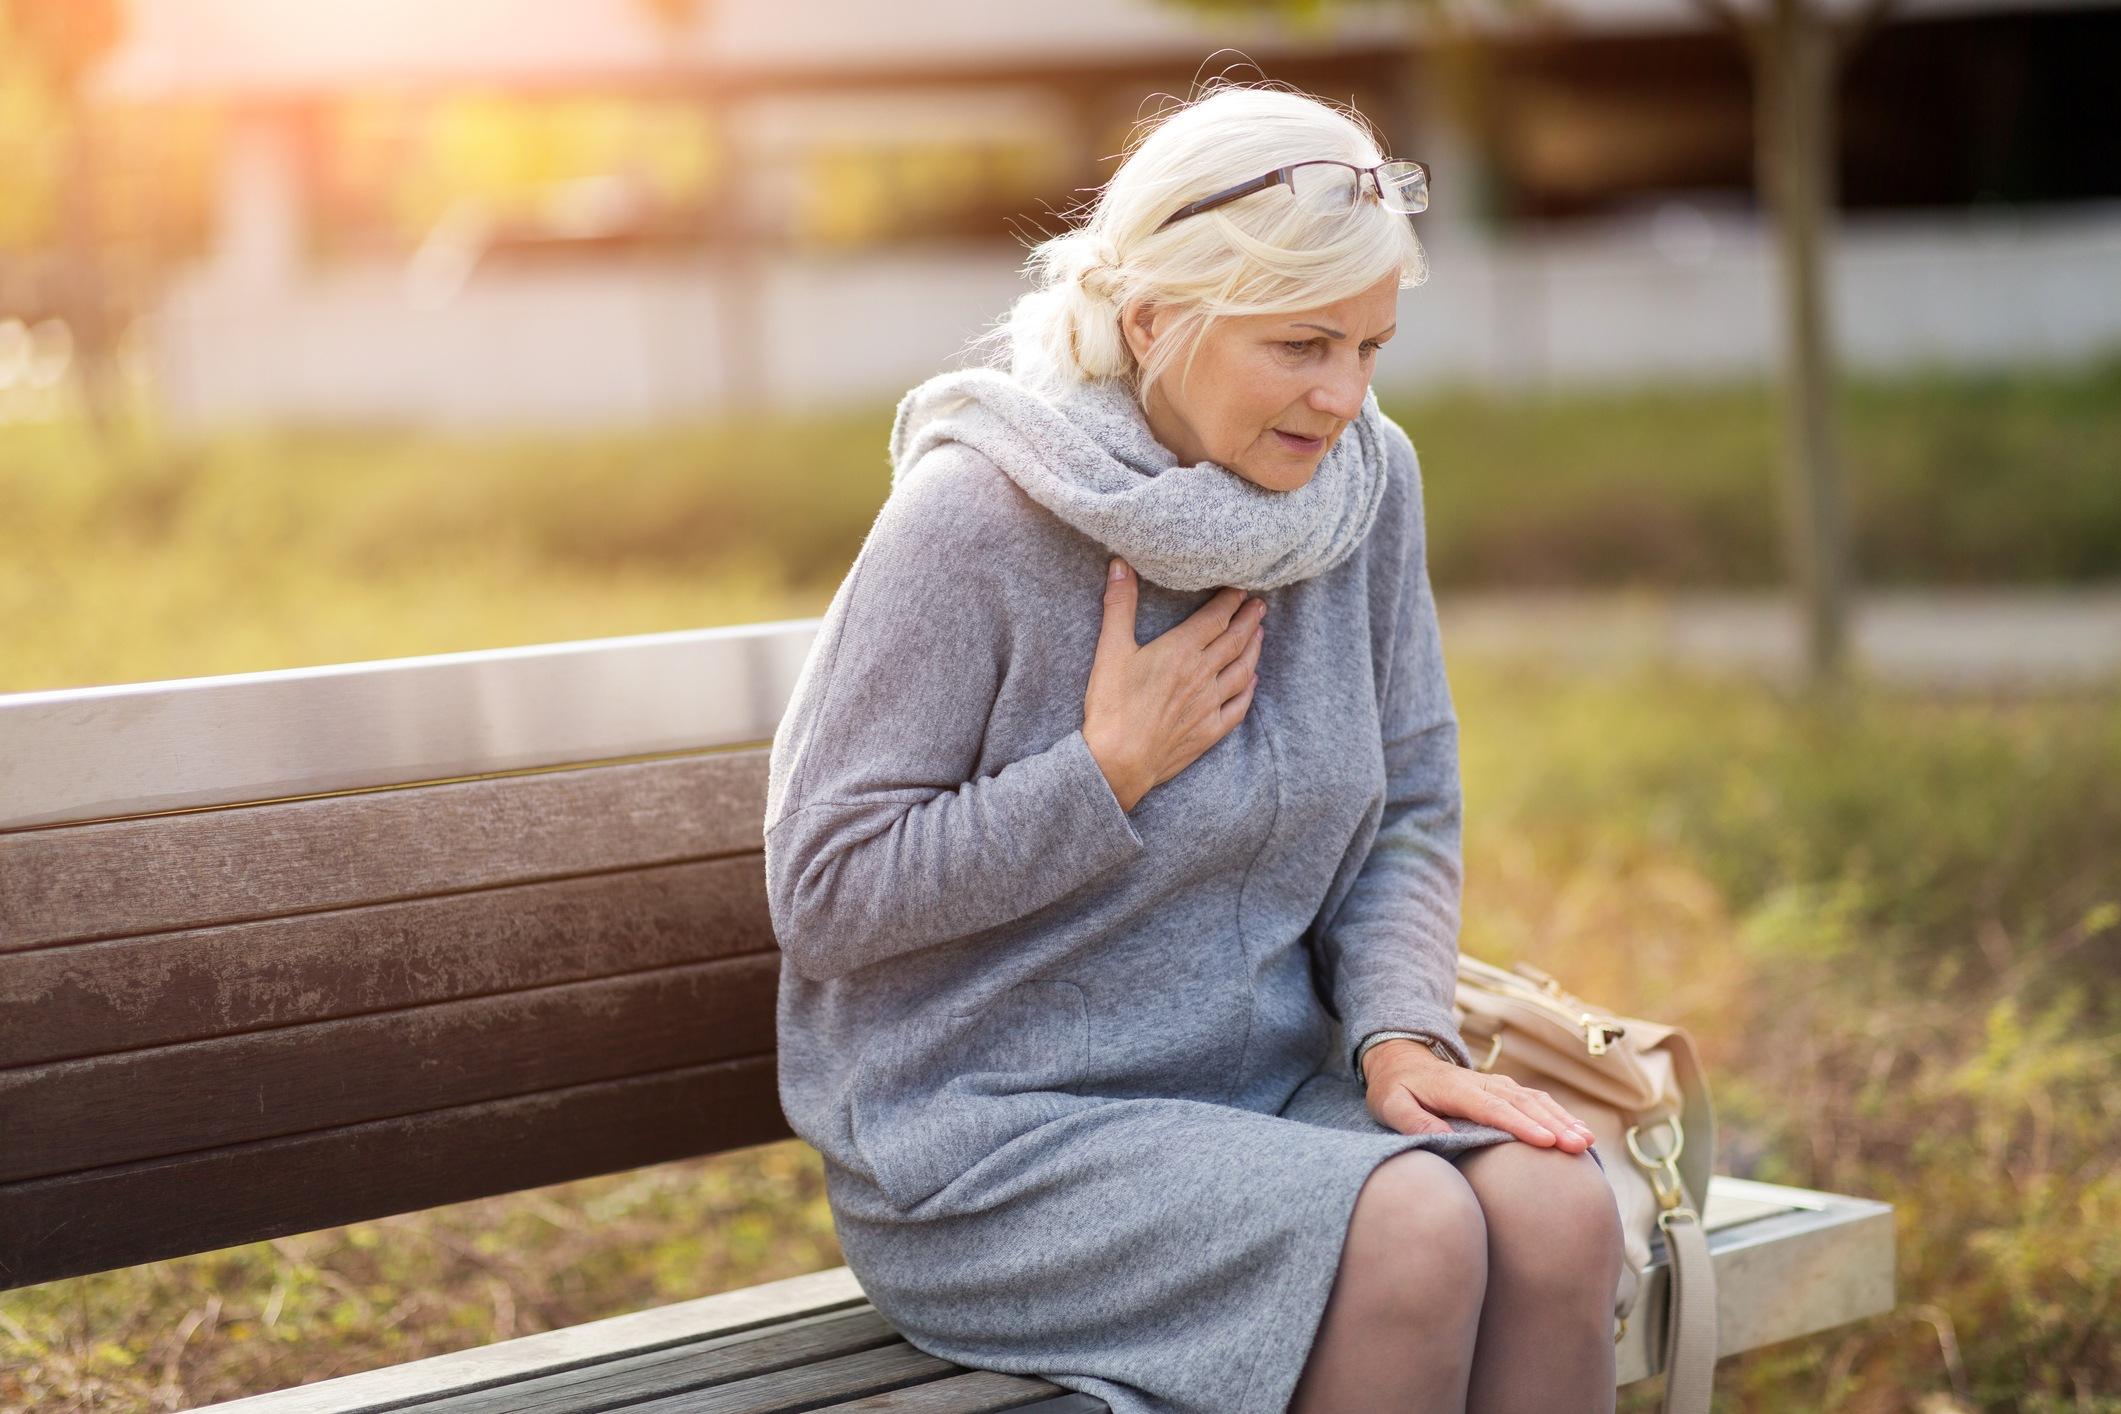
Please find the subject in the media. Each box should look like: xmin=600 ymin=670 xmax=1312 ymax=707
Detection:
xmin=0 ymin=623 xmax=819 ymax=1290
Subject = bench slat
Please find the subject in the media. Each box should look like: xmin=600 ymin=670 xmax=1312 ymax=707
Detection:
xmin=0 ymin=751 xmax=770 ymax=952
xmin=0 ymin=624 xmax=811 ymax=831
xmin=0 ymin=856 xmax=772 ymax=1068
xmin=2 ymin=952 xmax=779 ymax=1182
xmin=189 ymin=1268 xmax=877 ymax=1413
xmin=0 ymin=1056 xmax=790 ymax=1288
xmin=415 ymin=1308 xmax=907 ymax=1414
xmin=817 ymin=1374 xmax=1106 ymax=1412
xmin=618 ymin=1343 xmax=965 ymax=1414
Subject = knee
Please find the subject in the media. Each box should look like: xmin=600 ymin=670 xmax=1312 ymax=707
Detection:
xmin=1466 ymin=1145 xmax=1625 ymax=1296
xmin=1350 ymin=1150 xmax=1490 ymax=1305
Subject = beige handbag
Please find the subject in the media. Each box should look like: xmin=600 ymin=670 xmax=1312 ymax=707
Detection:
xmin=1453 ymin=955 xmax=1718 ymax=1414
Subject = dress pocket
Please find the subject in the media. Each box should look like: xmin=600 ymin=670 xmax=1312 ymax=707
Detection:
xmin=948 ymin=978 xmax=1090 ymax=1082
xmin=849 ymin=977 xmax=1090 ymax=1210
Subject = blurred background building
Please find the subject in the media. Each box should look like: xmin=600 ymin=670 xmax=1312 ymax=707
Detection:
xmin=3 ymin=0 xmax=2114 ymax=427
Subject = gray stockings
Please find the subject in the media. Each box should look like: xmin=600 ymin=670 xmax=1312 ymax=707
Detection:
xmin=1288 ymin=1143 xmax=1624 ymax=1413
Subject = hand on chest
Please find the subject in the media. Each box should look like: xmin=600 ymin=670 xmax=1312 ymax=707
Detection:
xmin=986 ymin=574 xmax=1388 ymax=869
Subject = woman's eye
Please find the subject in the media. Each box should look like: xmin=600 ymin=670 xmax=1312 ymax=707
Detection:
xmin=1282 ymin=340 xmax=1314 ymax=354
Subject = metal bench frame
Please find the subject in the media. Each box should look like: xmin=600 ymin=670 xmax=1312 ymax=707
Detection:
xmin=0 ymin=623 xmax=1894 ymax=1410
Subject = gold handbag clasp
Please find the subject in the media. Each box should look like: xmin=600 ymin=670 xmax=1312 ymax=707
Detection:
xmin=1624 ymin=1116 xmax=1690 ymax=1213
xmin=1581 ymin=1013 xmax=1626 ymax=1056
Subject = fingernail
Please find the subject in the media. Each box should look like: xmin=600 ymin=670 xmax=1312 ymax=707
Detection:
xmin=1533 ymin=1126 xmax=1554 ymax=1141
xmin=1109 ymin=559 xmax=1125 ymax=581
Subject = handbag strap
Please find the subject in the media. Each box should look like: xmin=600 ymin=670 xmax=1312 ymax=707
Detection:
xmin=1658 ymin=1207 xmax=1717 ymax=1414
xmin=1627 ymin=1118 xmax=1719 ymax=1414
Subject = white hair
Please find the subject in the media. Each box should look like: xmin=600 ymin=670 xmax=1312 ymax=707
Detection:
xmin=963 ymin=79 xmax=1428 ymax=408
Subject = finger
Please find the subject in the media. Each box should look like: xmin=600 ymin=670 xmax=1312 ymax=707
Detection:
xmin=1375 ymin=1086 xmax=1452 ymax=1137
xmin=1216 ymin=672 xmax=1256 ymax=729
xmin=1098 ymin=558 xmax=1139 ymax=655
xmin=1181 ymin=585 xmax=1250 ymax=645
xmin=1521 ymin=1087 xmax=1597 ymax=1148
xmin=1208 ymin=596 xmax=1265 ymax=665
xmin=1506 ymin=1083 xmax=1596 ymax=1151
xmin=1213 ymin=619 xmax=1262 ymax=696
xmin=1497 ymin=1084 xmax=1588 ymax=1150
xmin=1450 ymin=1078 xmax=1565 ymax=1147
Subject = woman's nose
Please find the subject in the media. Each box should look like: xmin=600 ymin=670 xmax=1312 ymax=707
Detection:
xmin=1308 ymin=362 xmax=1368 ymax=422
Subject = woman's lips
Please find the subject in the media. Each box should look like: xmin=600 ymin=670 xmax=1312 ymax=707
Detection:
xmin=1274 ymin=429 xmax=1325 ymax=453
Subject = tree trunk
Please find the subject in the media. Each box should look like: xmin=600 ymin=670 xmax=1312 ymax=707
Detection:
xmin=1758 ymin=0 xmax=1853 ymax=685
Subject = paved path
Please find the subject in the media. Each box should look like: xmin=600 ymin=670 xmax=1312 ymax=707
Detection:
xmin=1436 ymin=586 xmax=2121 ymax=690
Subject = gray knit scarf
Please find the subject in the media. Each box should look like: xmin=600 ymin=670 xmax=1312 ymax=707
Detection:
xmin=886 ymin=367 xmax=1390 ymax=593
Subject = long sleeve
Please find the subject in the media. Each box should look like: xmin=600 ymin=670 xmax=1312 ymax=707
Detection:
xmin=763 ymin=452 xmax=1147 ymax=984
xmin=1307 ymin=438 xmax=1473 ymax=1078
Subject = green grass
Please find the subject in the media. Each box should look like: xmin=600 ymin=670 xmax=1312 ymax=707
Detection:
xmin=4 ymin=354 xmax=2120 ymax=694
xmin=1405 ymin=350 xmax=2121 ymax=590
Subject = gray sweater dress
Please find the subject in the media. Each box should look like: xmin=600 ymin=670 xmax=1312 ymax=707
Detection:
xmin=763 ymin=373 xmax=1515 ymax=1414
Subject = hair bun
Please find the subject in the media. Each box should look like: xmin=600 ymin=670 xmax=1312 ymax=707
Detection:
xmin=1071 ymin=233 xmax=1123 ymax=302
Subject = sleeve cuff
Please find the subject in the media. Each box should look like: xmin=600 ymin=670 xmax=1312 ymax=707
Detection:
xmin=1050 ymin=725 xmax=1146 ymax=871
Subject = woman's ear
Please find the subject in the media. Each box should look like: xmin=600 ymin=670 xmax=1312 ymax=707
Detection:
xmin=1119 ymin=298 xmax=1157 ymax=365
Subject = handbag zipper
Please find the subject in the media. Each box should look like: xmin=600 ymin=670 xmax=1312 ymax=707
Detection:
xmin=1461 ymin=957 xmax=1630 ymax=1058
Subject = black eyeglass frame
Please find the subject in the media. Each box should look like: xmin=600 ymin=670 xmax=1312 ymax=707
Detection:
xmin=1154 ymin=158 xmax=1431 ymax=233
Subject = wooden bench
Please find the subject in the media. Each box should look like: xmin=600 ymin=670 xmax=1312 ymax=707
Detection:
xmin=0 ymin=622 xmax=1896 ymax=1411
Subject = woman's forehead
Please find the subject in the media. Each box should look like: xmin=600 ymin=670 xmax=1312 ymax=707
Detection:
xmin=1255 ymin=275 xmax=1401 ymax=332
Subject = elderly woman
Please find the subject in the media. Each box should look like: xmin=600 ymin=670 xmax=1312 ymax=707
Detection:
xmin=763 ymin=82 xmax=1625 ymax=1414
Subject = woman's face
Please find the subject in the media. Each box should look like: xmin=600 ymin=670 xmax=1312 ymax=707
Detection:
xmin=1120 ymin=270 xmax=1399 ymax=492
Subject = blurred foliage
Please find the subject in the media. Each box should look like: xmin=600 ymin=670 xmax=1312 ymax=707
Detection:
xmin=0 ymin=10 xmax=218 ymax=268
xmin=2 ymin=659 xmax=2113 ymax=1410
xmin=4 ymin=357 xmax=2120 ymax=693
xmin=2 ymin=0 xmax=123 ymax=88
xmin=0 ymin=68 xmax=1076 ymax=270
xmin=802 ymin=136 xmax=1066 ymax=248
xmin=1451 ymin=663 xmax=2120 ymax=1412
xmin=349 ymin=93 xmax=726 ymax=248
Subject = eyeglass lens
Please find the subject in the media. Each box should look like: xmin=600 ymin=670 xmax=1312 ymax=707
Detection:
xmin=1379 ymin=161 xmax=1428 ymax=213
xmin=1286 ymin=161 xmax=1428 ymax=215
xmin=1285 ymin=164 xmax=1355 ymax=213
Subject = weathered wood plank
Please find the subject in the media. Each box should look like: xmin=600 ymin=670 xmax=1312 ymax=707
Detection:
xmin=188 ymin=1268 xmax=876 ymax=1413
xmin=0 ymin=856 xmax=772 ymax=1067
xmin=0 ymin=750 xmax=771 ymax=951
xmin=413 ymin=1307 xmax=906 ymax=1413
xmin=616 ymin=1343 xmax=965 ymax=1414
xmin=2 ymin=952 xmax=779 ymax=1182
xmin=815 ymin=1372 xmax=1101 ymax=1411
xmin=0 ymin=1056 xmax=790 ymax=1289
